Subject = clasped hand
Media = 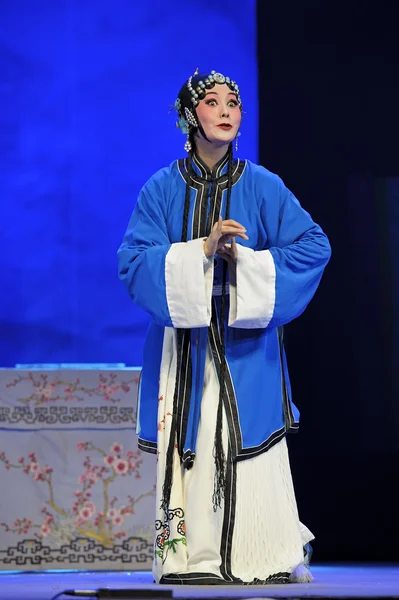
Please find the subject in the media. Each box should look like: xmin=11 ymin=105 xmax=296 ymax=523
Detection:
xmin=203 ymin=217 xmax=248 ymax=265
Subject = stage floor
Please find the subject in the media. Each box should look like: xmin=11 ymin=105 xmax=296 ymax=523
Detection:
xmin=0 ymin=565 xmax=398 ymax=599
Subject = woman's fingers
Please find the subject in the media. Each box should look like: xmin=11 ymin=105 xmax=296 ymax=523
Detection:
xmin=213 ymin=219 xmax=246 ymax=234
xmin=218 ymin=244 xmax=230 ymax=255
xmin=212 ymin=217 xmax=222 ymax=234
xmin=222 ymin=219 xmax=246 ymax=230
xmin=218 ymin=246 xmax=235 ymax=267
xmin=210 ymin=218 xmax=248 ymax=258
xmin=220 ymin=228 xmax=249 ymax=240
xmin=231 ymin=237 xmax=238 ymax=260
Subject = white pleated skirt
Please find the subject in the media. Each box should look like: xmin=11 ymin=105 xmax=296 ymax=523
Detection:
xmin=153 ymin=328 xmax=313 ymax=584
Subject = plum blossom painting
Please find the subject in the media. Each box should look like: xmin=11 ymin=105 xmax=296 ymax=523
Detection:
xmin=0 ymin=368 xmax=156 ymax=570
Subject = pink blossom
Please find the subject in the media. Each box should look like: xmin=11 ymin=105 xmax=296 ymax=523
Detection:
xmin=126 ymin=451 xmax=135 ymax=458
xmin=113 ymin=515 xmax=124 ymax=527
xmin=78 ymin=474 xmax=86 ymax=484
xmin=104 ymin=455 xmax=115 ymax=466
xmin=114 ymin=459 xmax=129 ymax=475
xmin=39 ymin=384 xmax=54 ymax=399
xmin=43 ymin=466 xmax=53 ymax=474
xmin=79 ymin=507 xmax=92 ymax=520
xmin=77 ymin=442 xmax=86 ymax=452
xmin=30 ymin=462 xmax=40 ymax=473
xmin=107 ymin=509 xmax=118 ymax=519
xmin=18 ymin=457 xmax=24 ymax=464
xmin=34 ymin=472 xmax=42 ymax=481
xmin=74 ymin=490 xmax=82 ymax=497
xmin=28 ymin=452 xmax=36 ymax=459
xmin=84 ymin=502 xmax=96 ymax=514
xmin=41 ymin=525 xmax=50 ymax=536
xmin=87 ymin=471 xmax=97 ymax=483
xmin=111 ymin=443 xmax=123 ymax=455
xmin=114 ymin=531 xmax=127 ymax=539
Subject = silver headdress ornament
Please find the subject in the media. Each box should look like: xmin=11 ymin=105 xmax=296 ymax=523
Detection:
xmin=187 ymin=69 xmax=242 ymax=108
xmin=184 ymin=106 xmax=198 ymax=127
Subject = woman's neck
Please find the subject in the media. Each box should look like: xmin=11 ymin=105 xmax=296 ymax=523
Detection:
xmin=194 ymin=139 xmax=230 ymax=171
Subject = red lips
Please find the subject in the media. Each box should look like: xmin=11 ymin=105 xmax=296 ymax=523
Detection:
xmin=217 ymin=124 xmax=232 ymax=130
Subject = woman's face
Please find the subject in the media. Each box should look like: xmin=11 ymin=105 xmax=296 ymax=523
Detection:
xmin=194 ymin=84 xmax=241 ymax=147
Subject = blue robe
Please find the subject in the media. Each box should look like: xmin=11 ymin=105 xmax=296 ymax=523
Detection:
xmin=118 ymin=153 xmax=331 ymax=465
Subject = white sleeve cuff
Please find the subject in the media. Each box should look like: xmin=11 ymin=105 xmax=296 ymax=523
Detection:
xmin=228 ymin=245 xmax=276 ymax=329
xmin=165 ymin=238 xmax=214 ymax=328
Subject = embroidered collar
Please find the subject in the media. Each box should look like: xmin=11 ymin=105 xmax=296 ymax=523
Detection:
xmin=178 ymin=156 xmax=247 ymax=190
xmin=191 ymin=152 xmax=229 ymax=181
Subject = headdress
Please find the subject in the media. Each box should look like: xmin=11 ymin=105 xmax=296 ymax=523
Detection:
xmin=174 ymin=68 xmax=242 ymax=152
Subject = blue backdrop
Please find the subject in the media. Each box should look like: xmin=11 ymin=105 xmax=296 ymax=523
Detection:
xmin=0 ymin=0 xmax=258 ymax=367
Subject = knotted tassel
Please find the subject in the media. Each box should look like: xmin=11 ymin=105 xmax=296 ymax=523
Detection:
xmin=212 ymin=391 xmax=226 ymax=511
xmin=212 ymin=260 xmax=228 ymax=512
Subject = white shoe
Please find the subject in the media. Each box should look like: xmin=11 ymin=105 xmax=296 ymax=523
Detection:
xmin=289 ymin=563 xmax=314 ymax=583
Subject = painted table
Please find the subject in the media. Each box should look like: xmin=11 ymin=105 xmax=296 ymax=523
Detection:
xmin=0 ymin=367 xmax=156 ymax=571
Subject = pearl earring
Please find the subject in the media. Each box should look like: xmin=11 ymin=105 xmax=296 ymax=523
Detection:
xmin=235 ymin=131 xmax=241 ymax=152
xmin=184 ymin=134 xmax=192 ymax=153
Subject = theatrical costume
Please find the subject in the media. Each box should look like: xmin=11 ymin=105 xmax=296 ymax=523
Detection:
xmin=118 ymin=70 xmax=331 ymax=584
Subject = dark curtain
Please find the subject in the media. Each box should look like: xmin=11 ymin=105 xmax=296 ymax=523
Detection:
xmin=257 ymin=0 xmax=399 ymax=561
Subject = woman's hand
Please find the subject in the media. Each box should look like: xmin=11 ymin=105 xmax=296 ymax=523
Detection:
xmin=218 ymin=238 xmax=238 ymax=267
xmin=203 ymin=217 xmax=248 ymax=258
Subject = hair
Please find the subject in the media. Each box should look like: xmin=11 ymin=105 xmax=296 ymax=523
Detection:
xmin=161 ymin=73 xmax=238 ymax=517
